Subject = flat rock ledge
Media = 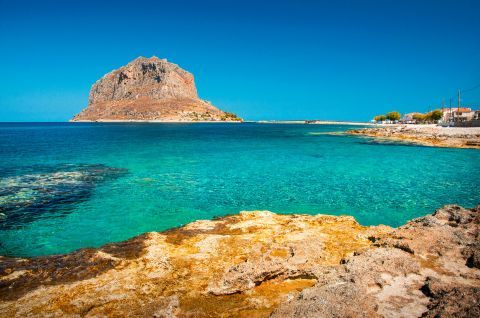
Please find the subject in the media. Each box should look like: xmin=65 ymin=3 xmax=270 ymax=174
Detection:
xmin=347 ymin=126 xmax=480 ymax=149
xmin=1 ymin=205 xmax=479 ymax=317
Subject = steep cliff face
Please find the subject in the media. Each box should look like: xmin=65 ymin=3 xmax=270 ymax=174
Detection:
xmin=1 ymin=205 xmax=479 ymax=317
xmin=71 ymin=56 xmax=241 ymax=122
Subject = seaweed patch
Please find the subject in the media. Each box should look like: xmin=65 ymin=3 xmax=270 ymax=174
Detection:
xmin=0 ymin=164 xmax=127 ymax=229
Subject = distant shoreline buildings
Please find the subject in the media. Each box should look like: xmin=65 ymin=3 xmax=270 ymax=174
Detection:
xmin=372 ymin=107 xmax=480 ymax=127
xmin=441 ymin=107 xmax=479 ymax=124
xmin=372 ymin=86 xmax=480 ymax=127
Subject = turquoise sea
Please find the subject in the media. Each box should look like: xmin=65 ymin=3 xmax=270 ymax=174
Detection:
xmin=1 ymin=122 xmax=479 ymax=257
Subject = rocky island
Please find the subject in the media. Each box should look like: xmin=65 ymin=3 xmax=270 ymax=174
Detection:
xmin=1 ymin=205 xmax=479 ymax=317
xmin=71 ymin=57 xmax=242 ymax=122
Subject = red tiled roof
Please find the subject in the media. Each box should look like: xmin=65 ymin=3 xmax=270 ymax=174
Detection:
xmin=452 ymin=108 xmax=472 ymax=112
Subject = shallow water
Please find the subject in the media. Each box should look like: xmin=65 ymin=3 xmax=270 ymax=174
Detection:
xmin=0 ymin=122 xmax=479 ymax=257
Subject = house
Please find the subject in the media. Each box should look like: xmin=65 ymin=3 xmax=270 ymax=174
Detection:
xmin=473 ymin=110 xmax=480 ymax=120
xmin=401 ymin=112 xmax=421 ymax=124
xmin=442 ymin=107 xmax=474 ymax=123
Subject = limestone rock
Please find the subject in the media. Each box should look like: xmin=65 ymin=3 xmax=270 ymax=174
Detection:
xmin=71 ymin=56 xmax=242 ymax=122
xmin=346 ymin=126 xmax=480 ymax=149
xmin=1 ymin=205 xmax=479 ymax=317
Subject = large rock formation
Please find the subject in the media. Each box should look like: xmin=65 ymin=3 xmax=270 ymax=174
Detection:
xmin=71 ymin=56 xmax=241 ymax=122
xmin=1 ymin=205 xmax=479 ymax=317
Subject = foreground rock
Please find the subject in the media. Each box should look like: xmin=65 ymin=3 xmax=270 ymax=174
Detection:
xmin=1 ymin=205 xmax=479 ymax=317
xmin=71 ymin=56 xmax=241 ymax=122
xmin=347 ymin=125 xmax=480 ymax=149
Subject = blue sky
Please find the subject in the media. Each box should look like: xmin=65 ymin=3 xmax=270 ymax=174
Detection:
xmin=0 ymin=0 xmax=479 ymax=121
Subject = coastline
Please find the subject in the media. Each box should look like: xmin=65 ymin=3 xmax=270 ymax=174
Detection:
xmin=256 ymin=120 xmax=375 ymax=125
xmin=306 ymin=120 xmax=375 ymax=126
xmin=1 ymin=204 xmax=479 ymax=317
xmin=69 ymin=119 xmax=372 ymax=125
xmin=347 ymin=124 xmax=480 ymax=149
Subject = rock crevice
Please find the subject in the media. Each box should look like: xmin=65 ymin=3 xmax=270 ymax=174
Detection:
xmin=1 ymin=206 xmax=479 ymax=317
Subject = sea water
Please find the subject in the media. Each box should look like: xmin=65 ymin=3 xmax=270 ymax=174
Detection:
xmin=1 ymin=122 xmax=479 ymax=257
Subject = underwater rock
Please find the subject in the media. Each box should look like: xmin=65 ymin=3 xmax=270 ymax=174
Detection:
xmin=0 ymin=164 xmax=126 ymax=229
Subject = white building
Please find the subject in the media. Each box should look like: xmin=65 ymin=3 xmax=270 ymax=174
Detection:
xmin=401 ymin=112 xmax=421 ymax=124
xmin=442 ymin=107 xmax=475 ymax=123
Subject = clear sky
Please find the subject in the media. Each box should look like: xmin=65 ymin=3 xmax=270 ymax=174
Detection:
xmin=0 ymin=0 xmax=479 ymax=121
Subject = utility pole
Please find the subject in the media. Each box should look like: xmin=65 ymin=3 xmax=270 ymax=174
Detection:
xmin=450 ymin=98 xmax=452 ymax=123
xmin=457 ymin=89 xmax=461 ymax=124
xmin=441 ymin=99 xmax=445 ymax=123
xmin=458 ymin=89 xmax=461 ymax=110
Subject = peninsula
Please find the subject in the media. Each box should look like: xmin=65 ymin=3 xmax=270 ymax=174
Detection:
xmin=348 ymin=125 xmax=480 ymax=149
xmin=71 ymin=57 xmax=242 ymax=122
xmin=1 ymin=205 xmax=479 ymax=317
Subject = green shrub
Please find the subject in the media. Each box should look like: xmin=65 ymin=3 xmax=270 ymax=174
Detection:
xmin=413 ymin=113 xmax=426 ymax=122
xmin=386 ymin=111 xmax=401 ymax=121
xmin=221 ymin=112 xmax=242 ymax=121
xmin=426 ymin=109 xmax=443 ymax=121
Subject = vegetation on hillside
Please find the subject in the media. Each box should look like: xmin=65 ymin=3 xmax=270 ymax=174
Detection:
xmin=221 ymin=112 xmax=243 ymax=121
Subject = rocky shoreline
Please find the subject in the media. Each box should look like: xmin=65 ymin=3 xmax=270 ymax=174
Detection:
xmin=347 ymin=125 xmax=480 ymax=149
xmin=1 ymin=205 xmax=479 ymax=317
